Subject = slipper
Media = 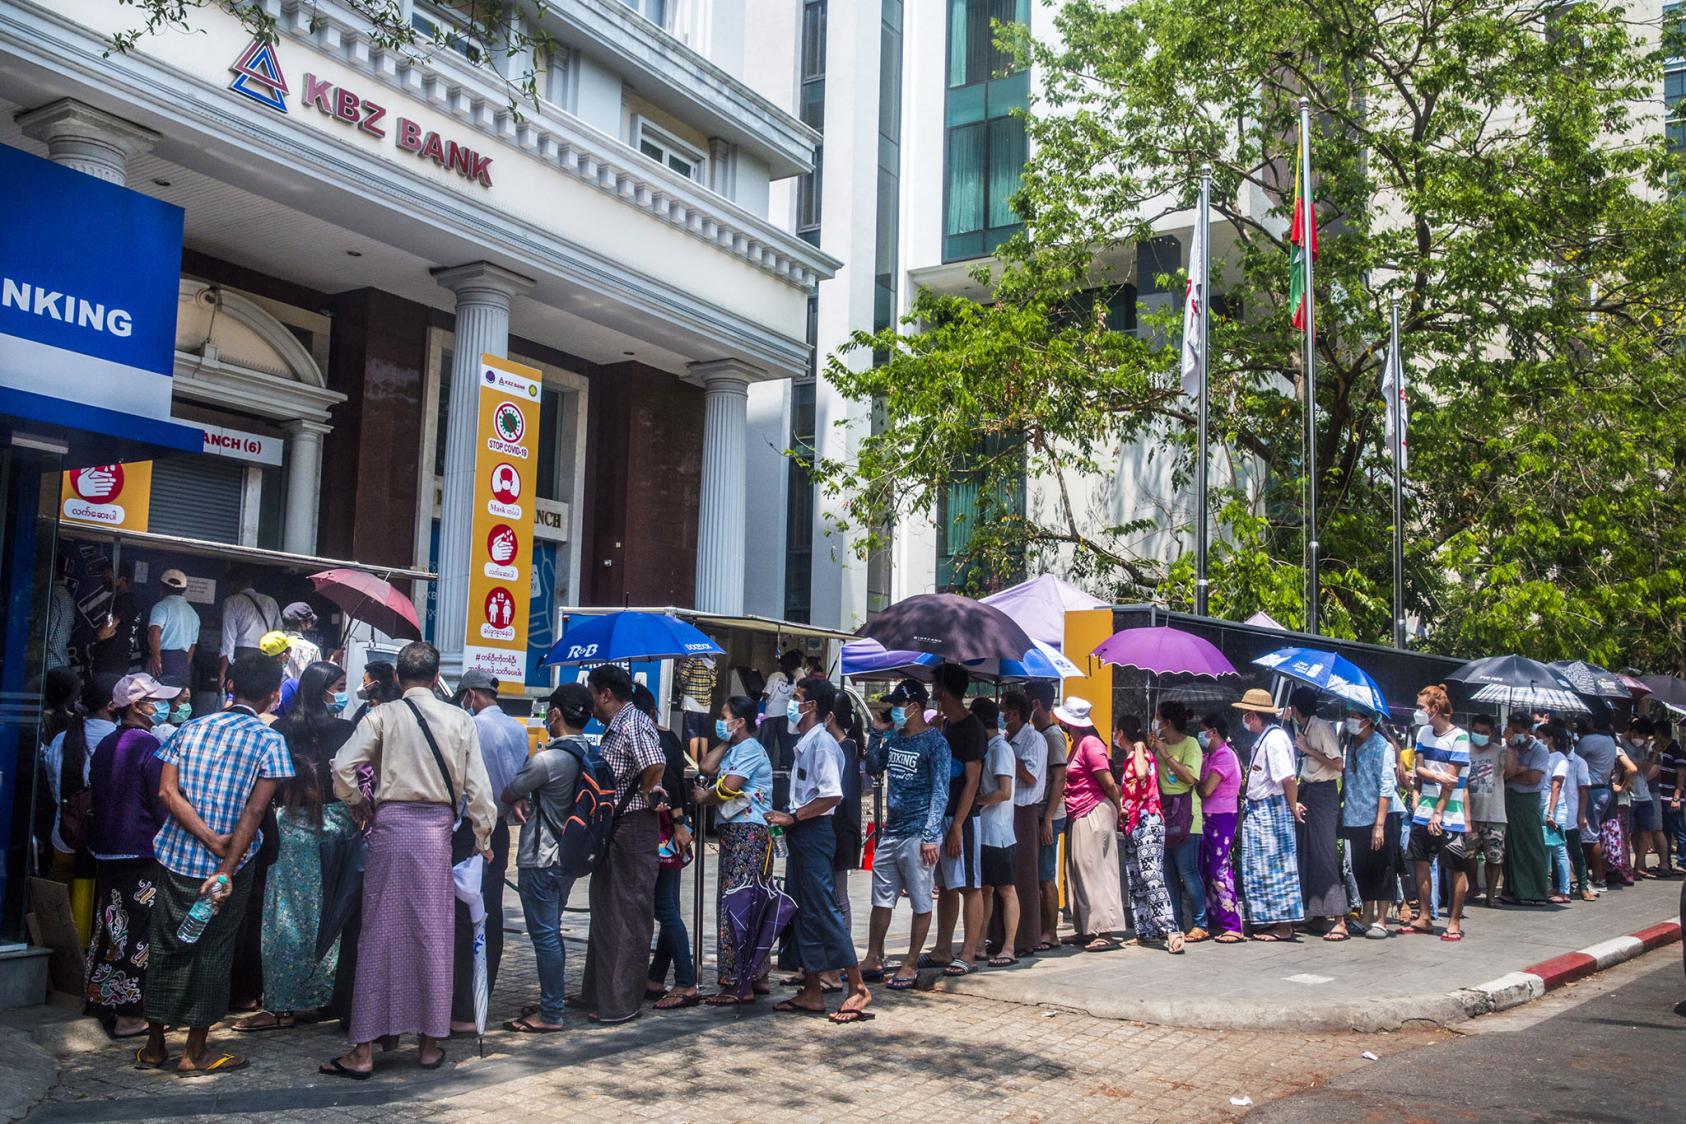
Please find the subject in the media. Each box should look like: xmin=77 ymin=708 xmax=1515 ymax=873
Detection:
xmin=779 ymin=974 xmax=807 ymax=986
xmin=1249 ymin=932 xmax=1296 ymax=943
xmin=704 ymin=993 xmax=742 ymax=1007
xmin=644 ymin=988 xmax=669 ymax=1002
xmin=942 ymin=958 xmax=970 ymax=977
xmin=860 ymin=968 xmax=886 ymax=983
xmin=773 ymin=999 xmax=826 ymax=1016
xmin=318 ymin=1057 xmax=371 ymax=1081
xmin=1322 ymin=930 xmax=1351 ymax=942
xmin=828 ymin=1008 xmax=876 ymax=1024
xmin=1084 ymin=938 xmax=1117 ymax=952
xmin=654 ymin=992 xmax=702 ymax=1010
xmin=1394 ymin=926 xmax=1435 ymax=936
xmin=587 ymin=1011 xmax=641 ymax=1025
xmin=1364 ymin=924 xmax=1390 ymax=940
xmin=419 ymin=1048 xmax=447 ymax=1070
xmin=233 ymin=1013 xmax=294 ymax=1033
xmin=987 ymin=956 xmax=1019 ymax=967
xmin=1213 ymin=932 xmax=1246 ymax=944
xmin=1032 ymin=942 xmax=1056 ymax=952
xmin=887 ymin=975 xmax=918 ymax=990
xmin=503 ymin=1017 xmax=564 ymax=1033
xmin=1439 ymin=931 xmax=1465 ymax=942
xmin=819 ymin=981 xmax=843 ymax=994
xmin=177 ymin=1053 xmax=247 ymax=1077
xmin=915 ymin=953 xmax=943 ymax=969
xmin=133 ymin=1048 xmax=172 ymax=1071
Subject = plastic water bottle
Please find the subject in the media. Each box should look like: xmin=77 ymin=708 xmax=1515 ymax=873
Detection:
xmin=771 ymin=825 xmax=788 ymax=860
xmin=176 ymin=874 xmax=230 ymax=944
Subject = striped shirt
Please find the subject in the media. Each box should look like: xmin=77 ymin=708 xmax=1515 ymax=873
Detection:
xmin=1411 ymin=724 xmax=1471 ymax=833
xmin=152 ymin=707 xmax=294 ymax=879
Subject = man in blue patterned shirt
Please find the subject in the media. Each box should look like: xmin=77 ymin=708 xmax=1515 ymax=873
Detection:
xmin=136 ymin=657 xmax=293 ymax=1076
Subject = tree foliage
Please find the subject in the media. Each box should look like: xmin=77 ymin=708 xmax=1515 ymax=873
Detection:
xmin=811 ymin=0 xmax=1686 ymax=669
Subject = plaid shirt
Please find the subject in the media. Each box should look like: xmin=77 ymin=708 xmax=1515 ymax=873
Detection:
xmin=601 ymin=703 xmax=665 ymax=812
xmin=676 ymin=657 xmax=716 ymax=704
xmin=152 ymin=707 xmax=294 ymax=879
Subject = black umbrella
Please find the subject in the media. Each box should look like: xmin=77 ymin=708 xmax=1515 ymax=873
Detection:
xmin=858 ymin=593 xmax=1038 ymax=665
xmin=1446 ymin=654 xmax=1587 ymax=714
xmin=1548 ymin=660 xmax=1632 ymax=701
xmin=1641 ymin=675 xmax=1686 ymax=715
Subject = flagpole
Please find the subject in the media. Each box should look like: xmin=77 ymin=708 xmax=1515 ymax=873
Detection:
xmin=1299 ymin=97 xmax=1319 ymax=636
xmin=1389 ymin=294 xmax=1406 ymax=649
xmin=1195 ymin=164 xmax=1212 ymax=617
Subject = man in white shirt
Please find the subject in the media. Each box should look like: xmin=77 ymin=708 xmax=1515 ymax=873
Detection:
xmin=278 ymin=602 xmax=323 ymax=681
xmin=766 ymin=676 xmax=871 ymax=1024
xmin=147 ymin=569 xmax=201 ymax=682
xmin=1234 ymin=689 xmax=1304 ymax=942
xmin=1000 ymin=690 xmax=1045 ymax=958
xmin=217 ymin=568 xmax=280 ymax=685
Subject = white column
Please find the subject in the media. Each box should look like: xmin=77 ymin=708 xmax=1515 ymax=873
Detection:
xmin=280 ymin=420 xmax=330 ymax=555
xmin=690 ymin=359 xmax=759 ymax=615
xmin=15 ymin=99 xmax=159 ymax=184
xmin=431 ymin=262 xmax=535 ymax=675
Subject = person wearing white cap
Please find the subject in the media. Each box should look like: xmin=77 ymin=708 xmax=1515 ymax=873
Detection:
xmin=146 ymin=569 xmax=201 ymax=683
xmin=1054 ymin=696 xmax=1127 ymax=950
xmin=84 ymin=673 xmax=179 ymax=1039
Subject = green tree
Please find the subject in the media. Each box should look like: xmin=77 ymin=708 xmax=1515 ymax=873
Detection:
xmin=811 ymin=0 xmax=1686 ymax=667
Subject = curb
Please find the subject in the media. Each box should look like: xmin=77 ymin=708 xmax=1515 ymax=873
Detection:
xmin=1455 ymin=915 xmax=1681 ymax=1017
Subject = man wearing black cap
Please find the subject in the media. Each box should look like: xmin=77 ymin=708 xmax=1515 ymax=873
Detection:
xmin=449 ymin=668 xmax=530 ymax=1034
xmin=279 ymin=602 xmax=322 ymax=680
xmin=859 ymin=679 xmax=950 ymax=988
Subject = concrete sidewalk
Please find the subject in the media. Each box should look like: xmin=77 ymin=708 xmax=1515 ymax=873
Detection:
xmin=929 ymin=877 xmax=1683 ymax=1032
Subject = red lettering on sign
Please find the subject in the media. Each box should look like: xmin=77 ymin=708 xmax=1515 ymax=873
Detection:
xmin=396 ymin=116 xmax=422 ymax=151
xmin=360 ymin=100 xmax=387 ymax=138
xmin=302 ymin=73 xmax=334 ymax=115
xmin=419 ymin=131 xmax=446 ymax=164
xmin=447 ymin=141 xmax=475 ymax=178
xmin=472 ymin=154 xmax=494 ymax=186
xmin=333 ymin=86 xmax=361 ymax=124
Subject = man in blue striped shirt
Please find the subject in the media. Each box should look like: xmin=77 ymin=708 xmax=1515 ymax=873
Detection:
xmin=1399 ymin=684 xmax=1471 ymax=940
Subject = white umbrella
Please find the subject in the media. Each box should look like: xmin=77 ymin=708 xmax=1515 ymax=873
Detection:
xmin=451 ymin=854 xmax=489 ymax=1050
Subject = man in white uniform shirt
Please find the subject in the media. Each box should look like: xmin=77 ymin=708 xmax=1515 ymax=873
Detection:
xmin=218 ymin=568 xmax=280 ymax=684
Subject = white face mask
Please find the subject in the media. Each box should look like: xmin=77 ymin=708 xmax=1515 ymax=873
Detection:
xmin=1412 ymin=708 xmax=1432 ymax=727
xmin=1344 ymin=717 xmax=1366 ymax=737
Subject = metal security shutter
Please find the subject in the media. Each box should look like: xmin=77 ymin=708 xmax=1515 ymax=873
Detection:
xmin=149 ymin=456 xmax=245 ymax=543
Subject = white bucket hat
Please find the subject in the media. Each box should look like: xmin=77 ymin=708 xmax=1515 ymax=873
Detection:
xmin=1052 ymin=696 xmax=1093 ymax=727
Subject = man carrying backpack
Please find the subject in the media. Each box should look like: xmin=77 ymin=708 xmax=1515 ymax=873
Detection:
xmin=577 ymin=665 xmax=668 ymax=1024
xmin=501 ymin=683 xmax=592 ymax=1032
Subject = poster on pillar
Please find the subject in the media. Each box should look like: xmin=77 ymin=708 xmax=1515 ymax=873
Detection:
xmin=462 ymin=353 xmax=542 ymax=681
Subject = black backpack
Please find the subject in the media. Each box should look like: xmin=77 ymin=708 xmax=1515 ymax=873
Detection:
xmin=538 ymin=737 xmax=636 ymax=878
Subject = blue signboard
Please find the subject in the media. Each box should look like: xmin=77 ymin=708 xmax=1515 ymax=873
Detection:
xmin=0 ymin=143 xmax=199 ymax=452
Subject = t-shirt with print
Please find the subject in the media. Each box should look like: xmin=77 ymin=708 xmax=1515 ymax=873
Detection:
xmin=867 ymin=726 xmax=949 ymax=843
xmin=943 ymin=712 xmax=989 ymax=818
xmin=977 ymin=733 xmax=1018 ymax=848
xmin=1657 ymin=740 xmax=1686 ymax=800
xmin=1463 ymin=741 xmax=1507 ymax=824
xmin=1156 ymin=734 xmax=1204 ymax=835
xmin=1506 ymin=736 xmax=1550 ymax=795
xmin=1411 ymin=724 xmax=1471 ymax=833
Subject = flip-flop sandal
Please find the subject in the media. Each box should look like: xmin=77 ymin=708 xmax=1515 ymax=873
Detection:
xmin=1085 ymin=939 xmax=1117 ymax=952
xmin=704 ymin=993 xmax=741 ymax=1007
xmin=503 ymin=1018 xmax=564 ymax=1033
xmin=1439 ymin=931 xmax=1465 ymax=942
xmin=1032 ymin=942 xmax=1056 ymax=952
xmin=319 ymin=1058 xmax=371 ymax=1081
xmin=133 ymin=1049 xmax=173 ymax=1071
xmin=887 ymin=976 xmax=918 ymax=990
xmin=828 ymin=1008 xmax=876 ymax=1024
xmin=818 ymin=981 xmax=843 ymax=994
xmin=1322 ymin=930 xmax=1351 ymax=942
xmin=1249 ymin=933 xmax=1296 ymax=943
xmin=178 ymin=1053 xmax=248 ymax=1077
xmin=654 ymin=993 xmax=702 ymax=1010
xmin=915 ymin=953 xmax=942 ymax=969
xmin=419 ymin=1048 xmax=448 ymax=1070
xmin=942 ymin=958 xmax=970 ymax=976
xmin=1214 ymin=932 xmax=1246 ymax=944
xmin=778 ymin=974 xmax=806 ymax=986
xmin=860 ymin=968 xmax=886 ymax=983
xmin=773 ymin=999 xmax=827 ymax=1016
xmin=1394 ymin=926 xmax=1435 ymax=936
xmin=987 ymin=956 xmax=1019 ymax=967
xmin=233 ymin=1014 xmax=295 ymax=1033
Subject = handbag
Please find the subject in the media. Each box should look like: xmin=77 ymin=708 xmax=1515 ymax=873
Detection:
xmin=1161 ymin=791 xmax=1194 ymax=848
xmin=656 ymin=807 xmax=692 ymax=870
xmin=402 ymin=699 xmax=479 ymax=865
xmin=57 ymin=731 xmax=93 ymax=852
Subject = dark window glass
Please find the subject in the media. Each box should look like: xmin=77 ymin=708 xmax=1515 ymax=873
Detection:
xmin=801 ymin=0 xmax=828 ymax=80
xmin=797 ymin=145 xmax=823 ymax=232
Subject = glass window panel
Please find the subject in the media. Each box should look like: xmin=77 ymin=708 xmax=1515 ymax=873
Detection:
xmin=801 ymin=80 xmax=826 ymax=129
xmin=946 ymin=82 xmax=986 ymax=127
xmin=802 ymin=0 xmax=828 ymax=80
xmin=639 ymin=138 xmax=663 ymax=161
xmin=879 ymin=23 xmax=902 ymax=143
xmin=949 ymin=0 xmax=969 ymax=87
xmin=944 ymin=123 xmax=986 ymax=236
xmin=985 ymin=114 xmax=1025 ymax=229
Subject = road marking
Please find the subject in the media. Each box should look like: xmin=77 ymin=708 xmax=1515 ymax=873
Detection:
xmin=1282 ymin=973 xmax=1334 ymax=984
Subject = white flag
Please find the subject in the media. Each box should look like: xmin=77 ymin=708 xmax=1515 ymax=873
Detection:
xmin=1180 ymin=213 xmax=1207 ymax=399
xmin=1381 ymin=320 xmax=1407 ymax=473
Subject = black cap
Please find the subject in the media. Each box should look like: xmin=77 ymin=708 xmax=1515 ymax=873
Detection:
xmin=881 ymin=678 xmax=929 ymax=706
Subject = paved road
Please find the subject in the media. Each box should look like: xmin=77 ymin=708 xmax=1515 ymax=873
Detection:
xmin=1250 ymin=949 xmax=1686 ymax=1123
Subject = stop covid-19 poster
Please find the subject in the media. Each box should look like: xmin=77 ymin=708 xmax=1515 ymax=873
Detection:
xmin=463 ymin=353 xmax=541 ymax=681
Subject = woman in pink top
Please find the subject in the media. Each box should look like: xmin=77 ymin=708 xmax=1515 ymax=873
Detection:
xmin=1116 ymin=716 xmax=1183 ymax=954
xmin=1196 ymin=713 xmax=1245 ymax=943
xmin=1055 ymin=698 xmax=1125 ymax=951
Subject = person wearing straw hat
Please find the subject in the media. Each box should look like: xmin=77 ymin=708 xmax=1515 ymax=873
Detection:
xmin=1232 ymin=689 xmax=1305 ymax=942
xmin=1054 ymin=696 xmax=1126 ymax=951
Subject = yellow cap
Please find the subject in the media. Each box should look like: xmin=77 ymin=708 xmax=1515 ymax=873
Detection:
xmin=258 ymin=630 xmax=293 ymax=658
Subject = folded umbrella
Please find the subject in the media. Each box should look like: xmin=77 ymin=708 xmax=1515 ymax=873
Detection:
xmin=857 ymin=593 xmax=1038 ymax=665
xmin=451 ymin=855 xmax=489 ymax=1046
xmin=1253 ymin=646 xmax=1389 ymax=717
xmin=541 ymin=610 xmax=723 ymax=666
xmin=315 ymin=823 xmax=366 ymax=961
xmin=721 ymin=869 xmax=798 ymax=1002
xmin=308 ymin=568 xmax=422 ymax=641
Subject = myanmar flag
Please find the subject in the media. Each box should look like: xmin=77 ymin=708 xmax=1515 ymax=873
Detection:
xmin=1289 ymin=132 xmax=1317 ymax=332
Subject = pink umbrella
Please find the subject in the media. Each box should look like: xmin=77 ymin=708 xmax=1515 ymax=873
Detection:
xmin=308 ymin=568 xmax=423 ymax=641
xmin=1090 ymin=626 xmax=1238 ymax=678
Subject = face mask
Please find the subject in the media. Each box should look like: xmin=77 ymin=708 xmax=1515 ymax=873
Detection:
xmin=715 ymin=718 xmax=733 ymax=741
xmin=144 ymin=701 xmax=166 ymax=721
xmin=1412 ymin=708 xmax=1432 ymax=727
xmin=1196 ymin=731 xmax=1211 ymax=750
xmin=1151 ymin=719 xmax=1162 ymax=736
xmin=996 ymin=716 xmax=1006 ymax=733
xmin=171 ymin=703 xmax=191 ymax=724
xmin=328 ymin=692 xmax=349 ymax=715
xmin=1344 ymin=718 xmax=1366 ymax=737
xmin=787 ymin=699 xmax=803 ymax=726
xmin=890 ymin=706 xmax=907 ymax=729
xmin=356 ymin=685 xmax=372 ymax=701
xmin=1470 ymin=732 xmax=1491 ymax=747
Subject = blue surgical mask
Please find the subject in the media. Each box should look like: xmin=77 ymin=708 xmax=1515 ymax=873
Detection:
xmin=715 ymin=718 xmax=732 ymax=741
xmin=890 ymin=706 xmax=908 ymax=729
xmin=996 ymin=716 xmax=1007 ymax=733
xmin=171 ymin=703 xmax=191 ymax=724
xmin=1470 ymin=732 xmax=1490 ymax=747
xmin=328 ymin=691 xmax=349 ymax=715
xmin=1197 ymin=731 xmax=1211 ymax=750
xmin=787 ymin=699 xmax=803 ymax=726
xmin=146 ymin=701 xmax=168 ymax=720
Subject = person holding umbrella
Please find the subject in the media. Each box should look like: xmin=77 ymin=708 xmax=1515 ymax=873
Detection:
xmin=695 ymin=695 xmax=775 ymax=1005
xmin=1338 ymin=710 xmax=1403 ymax=938
xmin=1233 ymin=689 xmax=1305 ymax=942
xmin=767 ymin=677 xmax=872 ymax=1024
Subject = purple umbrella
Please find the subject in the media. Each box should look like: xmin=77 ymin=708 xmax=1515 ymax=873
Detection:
xmin=721 ymin=871 xmax=797 ymax=1002
xmin=1089 ymin=626 xmax=1238 ymax=678
xmin=858 ymin=593 xmax=1038 ymax=664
